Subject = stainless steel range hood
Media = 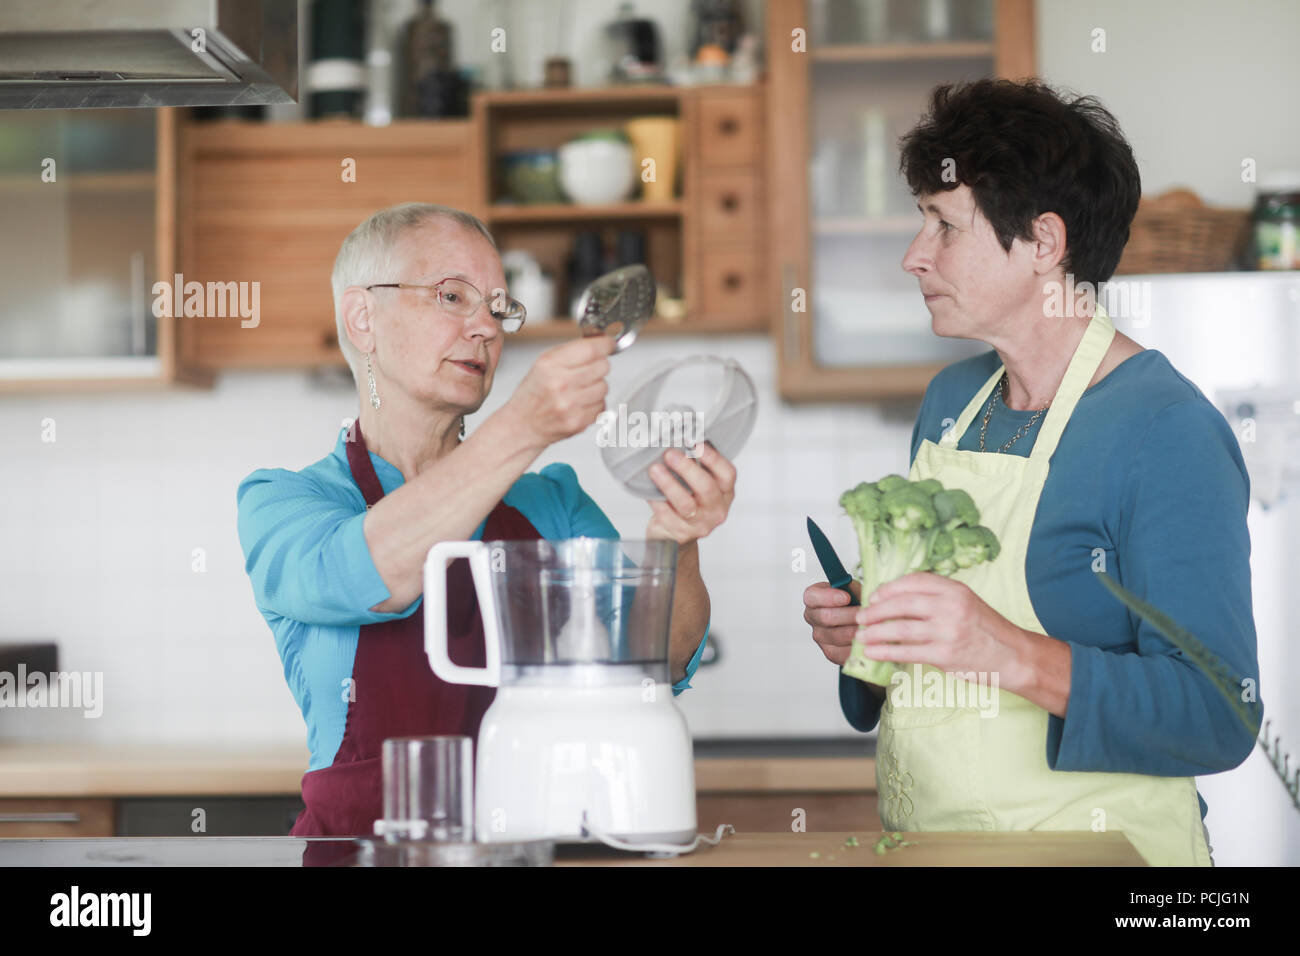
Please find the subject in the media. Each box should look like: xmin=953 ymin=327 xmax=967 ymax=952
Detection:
xmin=0 ymin=0 xmax=298 ymax=109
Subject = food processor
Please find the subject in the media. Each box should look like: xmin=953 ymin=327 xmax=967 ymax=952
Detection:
xmin=425 ymin=537 xmax=698 ymax=846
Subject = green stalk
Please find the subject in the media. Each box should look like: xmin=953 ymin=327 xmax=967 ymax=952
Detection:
xmin=842 ymin=522 xmax=907 ymax=688
xmin=843 ymin=636 xmax=899 ymax=687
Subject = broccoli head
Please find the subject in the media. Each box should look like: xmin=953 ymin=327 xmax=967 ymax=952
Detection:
xmin=837 ymin=475 xmax=1002 ymax=688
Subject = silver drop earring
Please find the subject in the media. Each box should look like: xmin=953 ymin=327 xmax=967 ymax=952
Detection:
xmin=366 ymin=352 xmax=381 ymax=410
xmin=459 ymin=416 xmax=466 ymax=440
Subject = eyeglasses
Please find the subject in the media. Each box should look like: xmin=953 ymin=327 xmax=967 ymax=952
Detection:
xmin=365 ymin=277 xmax=527 ymax=333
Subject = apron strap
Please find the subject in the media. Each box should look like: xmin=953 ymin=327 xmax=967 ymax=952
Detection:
xmin=1029 ymin=303 xmax=1115 ymax=462
xmin=344 ymin=418 xmax=387 ymax=508
xmin=943 ymin=303 xmax=1116 ymax=458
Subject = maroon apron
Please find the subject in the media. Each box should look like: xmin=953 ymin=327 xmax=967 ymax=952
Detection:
xmin=292 ymin=421 xmax=542 ymax=842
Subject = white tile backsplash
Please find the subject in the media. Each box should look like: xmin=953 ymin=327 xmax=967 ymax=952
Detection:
xmin=0 ymin=335 xmax=916 ymax=745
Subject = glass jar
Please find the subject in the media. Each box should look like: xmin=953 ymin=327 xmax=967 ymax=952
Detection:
xmin=1252 ymin=174 xmax=1300 ymax=270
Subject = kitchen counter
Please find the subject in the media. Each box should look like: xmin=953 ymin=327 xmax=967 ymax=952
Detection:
xmin=0 ymin=742 xmax=311 ymax=797
xmin=0 ymin=831 xmax=1146 ymax=866
xmin=0 ymin=740 xmax=876 ymax=797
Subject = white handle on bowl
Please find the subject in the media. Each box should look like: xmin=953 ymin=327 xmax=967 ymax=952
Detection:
xmin=424 ymin=540 xmax=501 ymax=687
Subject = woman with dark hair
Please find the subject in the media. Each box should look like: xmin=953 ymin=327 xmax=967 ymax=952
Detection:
xmin=803 ymin=79 xmax=1258 ymax=866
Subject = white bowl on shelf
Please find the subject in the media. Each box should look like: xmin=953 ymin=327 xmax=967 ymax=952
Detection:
xmin=558 ymin=138 xmax=636 ymax=206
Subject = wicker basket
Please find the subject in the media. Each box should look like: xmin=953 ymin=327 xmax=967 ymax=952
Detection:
xmin=1114 ymin=188 xmax=1253 ymax=275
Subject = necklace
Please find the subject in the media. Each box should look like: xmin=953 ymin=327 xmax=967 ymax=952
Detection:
xmin=979 ymin=373 xmax=1050 ymax=453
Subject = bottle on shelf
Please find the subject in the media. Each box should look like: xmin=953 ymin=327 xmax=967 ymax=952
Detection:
xmin=307 ymin=0 xmax=366 ymax=119
xmin=568 ymin=232 xmax=609 ymax=321
xmin=401 ymin=0 xmax=467 ymax=117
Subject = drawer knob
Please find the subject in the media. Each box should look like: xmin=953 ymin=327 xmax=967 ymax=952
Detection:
xmin=720 ymin=192 xmax=740 ymax=212
xmin=723 ymin=272 xmax=743 ymax=291
xmin=717 ymin=116 xmax=739 ymax=136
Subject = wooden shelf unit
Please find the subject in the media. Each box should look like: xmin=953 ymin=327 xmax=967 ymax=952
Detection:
xmin=473 ymin=83 xmax=768 ymax=338
xmin=812 ymin=40 xmax=995 ymax=63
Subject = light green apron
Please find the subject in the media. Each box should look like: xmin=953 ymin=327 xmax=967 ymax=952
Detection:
xmin=876 ymin=303 xmax=1212 ymax=867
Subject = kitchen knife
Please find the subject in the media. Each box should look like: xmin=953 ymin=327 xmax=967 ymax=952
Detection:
xmin=810 ymin=516 xmax=884 ymax=724
xmin=806 ymin=517 xmax=859 ymax=606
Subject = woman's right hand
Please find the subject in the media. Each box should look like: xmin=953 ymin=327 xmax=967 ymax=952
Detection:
xmin=804 ymin=580 xmax=864 ymax=666
xmin=806 ymin=581 xmax=886 ymax=698
xmin=502 ymin=335 xmax=615 ymax=446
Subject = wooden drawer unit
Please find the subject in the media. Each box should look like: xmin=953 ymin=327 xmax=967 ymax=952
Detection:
xmin=686 ymin=86 xmax=765 ymax=328
xmin=696 ymin=91 xmax=762 ymax=168
xmin=698 ymin=170 xmax=761 ymax=240
xmin=698 ymin=248 xmax=762 ymax=321
xmin=0 ymin=798 xmax=115 ymax=837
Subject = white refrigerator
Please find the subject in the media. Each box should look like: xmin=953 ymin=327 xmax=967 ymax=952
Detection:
xmin=1105 ymin=271 xmax=1300 ymax=866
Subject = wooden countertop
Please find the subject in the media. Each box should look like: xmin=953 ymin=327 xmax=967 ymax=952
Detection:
xmin=0 ymin=742 xmax=875 ymax=797
xmin=0 ymin=743 xmax=311 ymax=797
xmin=0 ymin=831 xmax=1148 ymax=866
xmin=557 ymin=830 xmax=1148 ymax=866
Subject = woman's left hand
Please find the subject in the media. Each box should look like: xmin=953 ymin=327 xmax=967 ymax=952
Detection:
xmin=644 ymin=443 xmax=736 ymax=545
xmin=854 ymin=572 xmax=1025 ymax=679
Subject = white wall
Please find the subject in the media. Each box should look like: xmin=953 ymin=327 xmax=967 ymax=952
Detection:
xmin=1036 ymin=0 xmax=1300 ymax=205
xmin=0 ymin=334 xmax=914 ymax=748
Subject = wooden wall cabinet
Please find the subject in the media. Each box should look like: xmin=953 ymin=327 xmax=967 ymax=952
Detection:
xmin=177 ymin=119 xmax=480 ymax=370
xmin=0 ymin=108 xmax=211 ymax=393
xmin=174 ymin=83 xmax=768 ymax=371
xmin=766 ymin=0 xmax=1037 ymax=400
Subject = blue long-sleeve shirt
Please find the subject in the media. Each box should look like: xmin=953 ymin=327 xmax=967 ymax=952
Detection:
xmin=840 ymin=348 xmax=1260 ymax=818
xmin=238 ymin=427 xmax=709 ymax=771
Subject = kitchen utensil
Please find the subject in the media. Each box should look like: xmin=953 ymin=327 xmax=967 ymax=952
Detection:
xmin=424 ymin=538 xmax=696 ymax=846
xmin=600 ymin=355 xmax=758 ymax=499
xmin=374 ymin=736 xmax=473 ymax=842
xmin=807 ymin=517 xmax=859 ymax=605
xmin=558 ymin=134 xmax=635 ymax=205
xmin=575 ymin=263 xmax=656 ymax=352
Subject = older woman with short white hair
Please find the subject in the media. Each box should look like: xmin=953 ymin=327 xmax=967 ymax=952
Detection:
xmin=237 ymin=202 xmax=735 ymax=837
